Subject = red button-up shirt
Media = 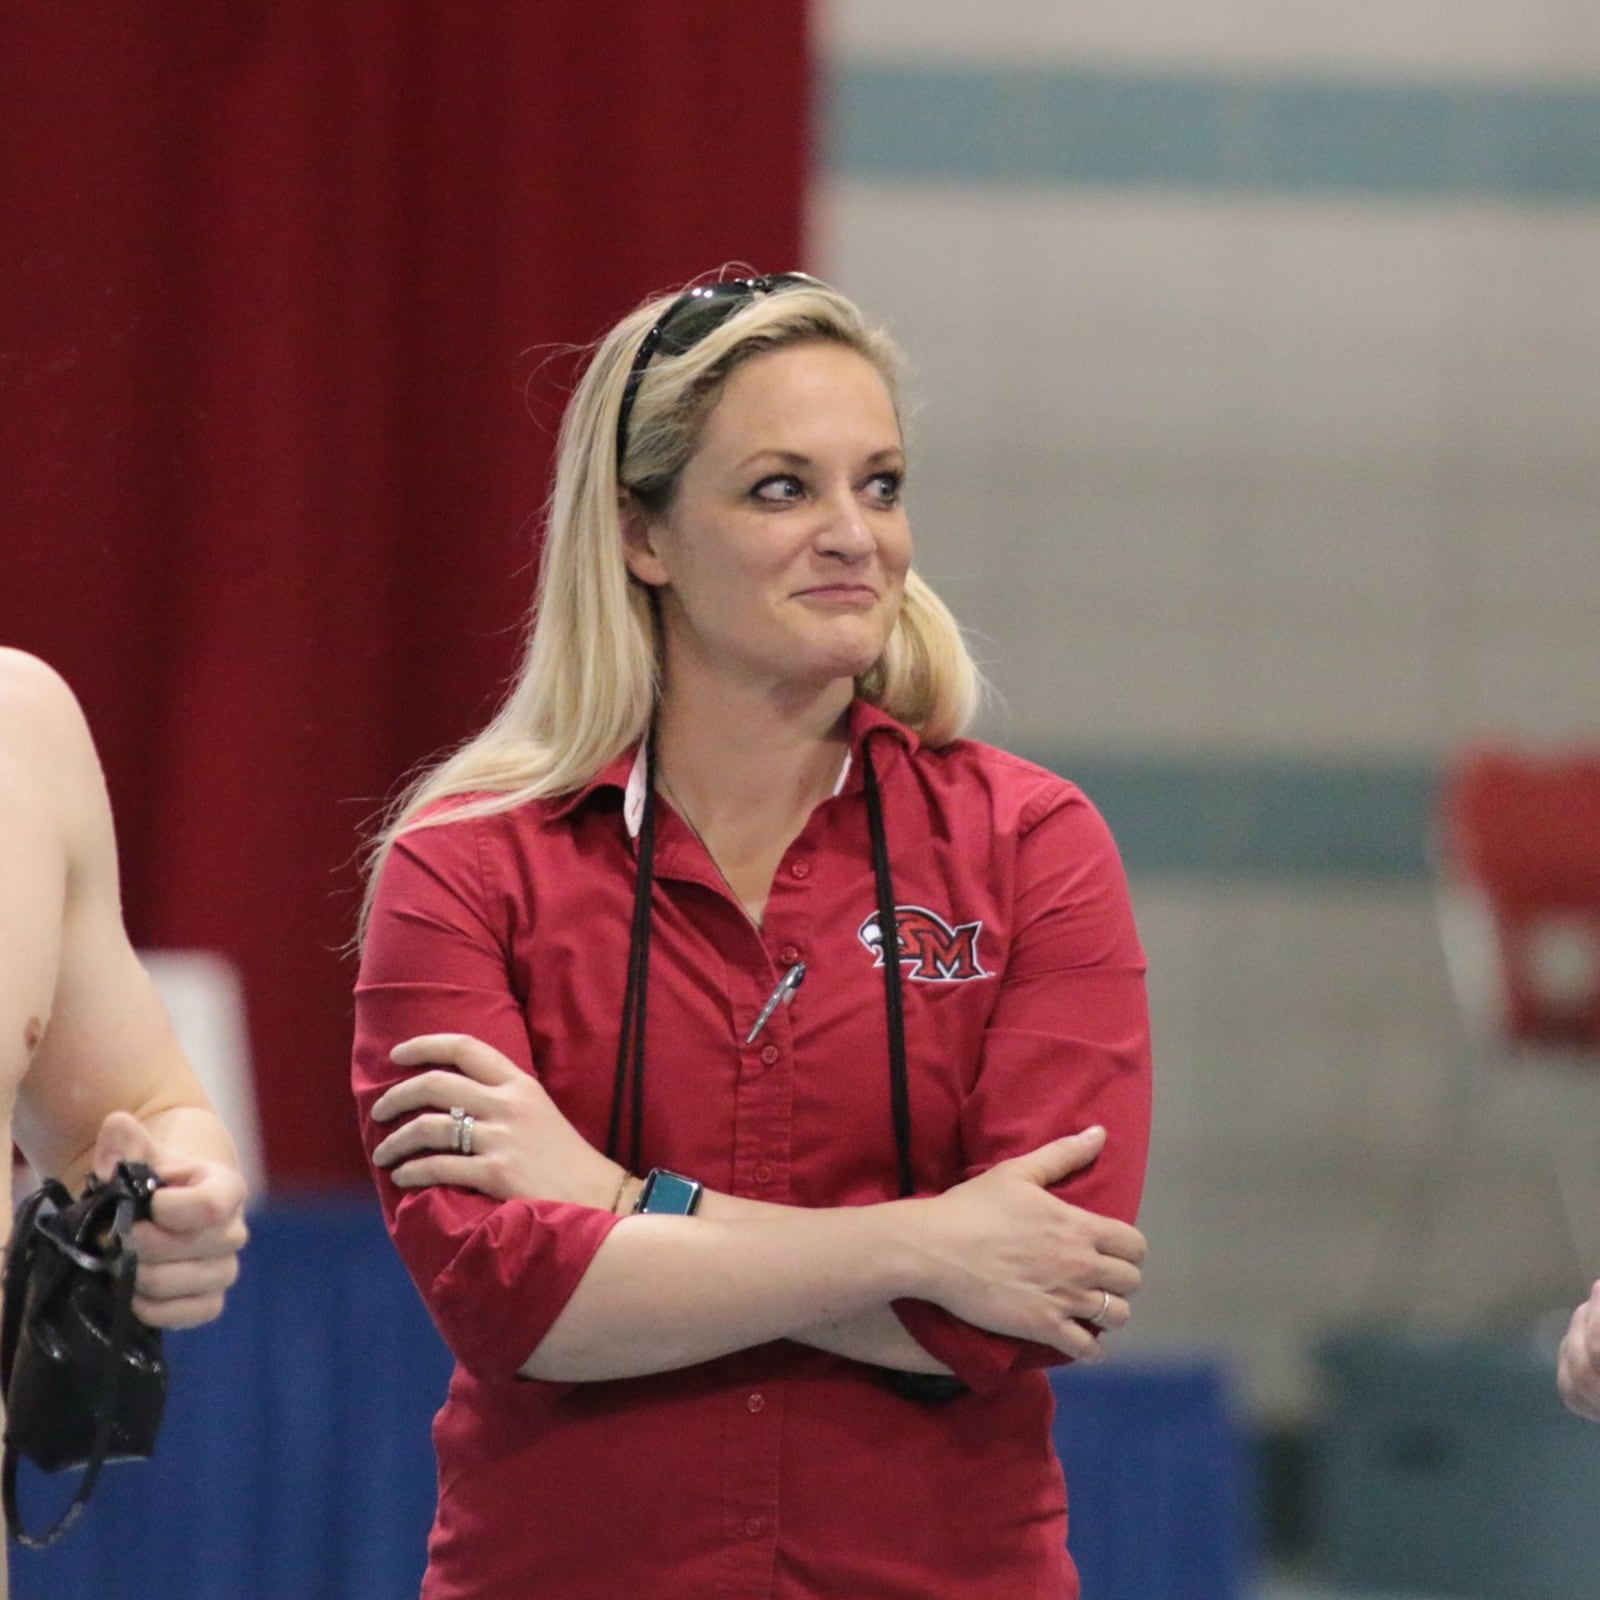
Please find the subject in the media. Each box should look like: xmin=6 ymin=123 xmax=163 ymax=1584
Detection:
xmin=352 ymin=701 xmax=1151 ymax=1600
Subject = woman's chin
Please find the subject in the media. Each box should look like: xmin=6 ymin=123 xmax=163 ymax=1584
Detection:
xmin=803 ymin=647 xmax=883 ymax=689
xmin=805 ymin=621 xmax=891 ymax=681
xmin=720 ymin=622 xmax=890 ymax=694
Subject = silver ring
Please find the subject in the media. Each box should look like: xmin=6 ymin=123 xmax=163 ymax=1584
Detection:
xmin=449 ymin=1106 xmax=467 ymax=1152
xmin=1090 ymin=1289 xmax=1112 ymax=1326
xmin=459 ymin=1114 xmax=475 ymax=1158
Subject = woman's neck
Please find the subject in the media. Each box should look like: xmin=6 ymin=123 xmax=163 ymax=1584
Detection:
xmin=652 ymin=670 xmax=854 ymax=839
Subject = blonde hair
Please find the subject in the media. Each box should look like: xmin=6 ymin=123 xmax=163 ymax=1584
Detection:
xmin=359 ymin=276 xmax=981 ymax=936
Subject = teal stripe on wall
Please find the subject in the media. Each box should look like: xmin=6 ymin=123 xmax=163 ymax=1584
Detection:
xmin=828 ymin=64 xmax=1600 ymax=201
xmin=1020 ymin=753 xmax=1438 ymax=880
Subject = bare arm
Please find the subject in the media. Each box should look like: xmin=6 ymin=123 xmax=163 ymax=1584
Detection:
xmin=1559 ymin=1280 xmax=1600 ymax=1422
xmin=5 ymin=651 xmax=246 ymax=1327
xmin=372 ymin=1040 xmax=948 ymax=1370
xmin=521 ymin=1196 xmax=929 ymax=1379
xmin=521 ymin=1133 xmax=1118 ymax=1380
xmin=372 ymin=1035 xmax=1143 ymax=1381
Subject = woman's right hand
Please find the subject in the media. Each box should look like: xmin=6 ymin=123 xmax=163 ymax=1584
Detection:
xmin=370 ymin=1034 xmax=624 ymax=1210
xmin=912 ymin=1126 xmax=1145 ymax=1358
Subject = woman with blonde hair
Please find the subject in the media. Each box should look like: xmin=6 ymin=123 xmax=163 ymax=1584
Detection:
xmin=353 ymin=272 xmax=1151 ymax=1600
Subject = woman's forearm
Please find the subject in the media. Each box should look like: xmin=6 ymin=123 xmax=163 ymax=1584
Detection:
xmin=373 ymin=1039 xmax=1135 ymax=1378
xmin=521 ymin=1130 xmax=1132 ymax=1380
xmin=519 ymin=1199 xmax=932 ymax=1380
xmin=789 ymin=1303 xmax=953 ymax=1372
xmin=615 ymin=1179 xmax=952 ymax=1373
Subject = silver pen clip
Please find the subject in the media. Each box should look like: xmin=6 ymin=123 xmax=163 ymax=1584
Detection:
xmin=746 ymin=961 xmax=807 ymax=1044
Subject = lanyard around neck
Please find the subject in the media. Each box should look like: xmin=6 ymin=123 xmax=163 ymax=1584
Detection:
xmin=605 ymin=728 xmax=915 ymax=1199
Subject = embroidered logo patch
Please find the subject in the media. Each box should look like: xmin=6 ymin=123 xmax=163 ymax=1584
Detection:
xmin=858 ymin=905 xmax=992 ymax=983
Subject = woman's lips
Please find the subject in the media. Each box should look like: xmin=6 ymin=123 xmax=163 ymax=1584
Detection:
xmin=795 ymin=584 xmax=877 ymax=601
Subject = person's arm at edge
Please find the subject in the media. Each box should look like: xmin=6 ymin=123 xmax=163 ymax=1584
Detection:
xmin=7 ymin=652 xmax=245 ymax=1327
xmin=1559 ymin=1280 xmax=1600 ymax=1422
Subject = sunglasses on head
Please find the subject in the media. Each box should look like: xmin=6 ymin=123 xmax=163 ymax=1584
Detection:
xmin=614 ymin=271 xmax=827 ymax=477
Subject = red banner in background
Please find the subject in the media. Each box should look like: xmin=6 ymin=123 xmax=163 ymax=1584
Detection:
xmin=0 ymin=3 xmax=811 ymax=1184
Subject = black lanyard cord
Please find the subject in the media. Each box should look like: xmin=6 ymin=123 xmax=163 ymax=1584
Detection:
xmin=606 ymin=727 xmax=913 ymax=1195
xmin=861 ymin=736 xmax=915 ymax=1199
xmin=606 ymin=723 xmax=658 ymax=1172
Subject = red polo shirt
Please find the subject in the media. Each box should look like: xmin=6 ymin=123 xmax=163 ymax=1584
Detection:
xmin=352 ymin=700 xmax=1151 ymax=1600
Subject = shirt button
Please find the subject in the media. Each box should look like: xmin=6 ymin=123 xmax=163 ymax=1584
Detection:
xmin=747 ymin=1392 xmax=766 ymax=1413
xmin=789 ymin=859 xmax=810 ymax=880
xmin=754 ymin=1162 xmax=773 ymax=1184
xmin=760 ymin=1043 xmax=779 ymax=1066
xmin=779 ymin=943 xmax=801 ymax=964
xmin=744 ymin=1517 xmax=764 ymax=1538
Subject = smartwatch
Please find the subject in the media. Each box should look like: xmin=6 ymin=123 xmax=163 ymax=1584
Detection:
xmin=632 ymin=1168 xmax=704 ymax=1216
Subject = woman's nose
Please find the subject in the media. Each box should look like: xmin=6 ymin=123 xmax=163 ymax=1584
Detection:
xmin=816 ymin=490 xmax=874 ymax=558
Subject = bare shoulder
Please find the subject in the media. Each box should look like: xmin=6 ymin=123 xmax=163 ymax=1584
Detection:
xmin=0 ymin=646 xmax=78 ymax=705
xmin=0 ymin=649 xmax=105 ymax=803
xmin=0 ymin=647 xmax=92 ymax=754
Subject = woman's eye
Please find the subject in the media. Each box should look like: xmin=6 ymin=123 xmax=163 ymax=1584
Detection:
xmin=864 ymin=471 xmax=903 ymax=507
xmin=751 ymin=475 xmax=804 ymax=504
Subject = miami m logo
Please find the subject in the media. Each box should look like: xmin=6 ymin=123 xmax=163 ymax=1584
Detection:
xmin=858 ymin=905 xmax=992 ymax=983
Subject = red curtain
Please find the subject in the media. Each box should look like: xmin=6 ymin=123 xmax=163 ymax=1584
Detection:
xmin=0 ymin=3 xmax=810 ymax=1185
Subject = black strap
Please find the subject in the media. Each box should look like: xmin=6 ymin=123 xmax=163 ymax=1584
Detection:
xmin=607 ymin=727 xmax=919 ymax=1192
xmin=3 ymin=1187 xmax=143 ymax=1548
xmin=862 ymin=736 xmax=968 ymax=1403
xmin=606 ymin=721 xmax=658 ymax=1172
xmin=1 ymin=1182 xmax=66 ymax=1383
xmin=861 ymin=737 xmax=914 ymax=1199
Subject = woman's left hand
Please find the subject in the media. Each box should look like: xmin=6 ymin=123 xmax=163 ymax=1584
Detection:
xmin=370 ymin=1034 xmax=623 ymax=1210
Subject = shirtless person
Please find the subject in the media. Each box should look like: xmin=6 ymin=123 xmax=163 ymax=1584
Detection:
xmin=0 ymin=648 xmax=247 ymax=1564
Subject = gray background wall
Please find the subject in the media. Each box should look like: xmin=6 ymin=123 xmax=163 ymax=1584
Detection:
xmin=817 ymin=0 xmax=1600 ymax=1420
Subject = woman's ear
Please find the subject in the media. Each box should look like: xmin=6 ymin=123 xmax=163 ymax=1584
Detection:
xmin=619 ymin=492 xmax=670 ymax=588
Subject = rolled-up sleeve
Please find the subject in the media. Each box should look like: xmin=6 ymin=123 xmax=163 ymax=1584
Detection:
xmin=893 ymin=785 xmax=1152 ymax=1393
xmin=352 ymin=812 xmax=619 ymax=1380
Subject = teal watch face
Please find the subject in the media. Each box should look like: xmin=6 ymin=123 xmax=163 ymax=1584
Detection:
xmin=637 ymin=1169 xmax=702 ymax=1216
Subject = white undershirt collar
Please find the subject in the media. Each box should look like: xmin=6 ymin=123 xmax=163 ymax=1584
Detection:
xmin=623 ymin=740 xmax=852 ymax=841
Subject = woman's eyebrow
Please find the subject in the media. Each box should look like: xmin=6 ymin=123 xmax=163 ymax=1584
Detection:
xmin=733 ymin=448 xmax=813 ymax=471
xmin=732 ymin=446 xmax=905 ymax=472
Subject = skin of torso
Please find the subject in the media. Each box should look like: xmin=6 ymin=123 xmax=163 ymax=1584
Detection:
xmin=0 ymin=712 xmax=69 ymax=1256
xmin=0 ymin=671 xmax=67 ymax=1595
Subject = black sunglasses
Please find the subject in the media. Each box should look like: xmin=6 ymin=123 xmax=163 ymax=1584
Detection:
xmin=614 ymin=272 xmax=826 ymax=478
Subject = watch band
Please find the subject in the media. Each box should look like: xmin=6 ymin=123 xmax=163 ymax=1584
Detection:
xmin=632 ymin=1168 xmax=703 ymax=1217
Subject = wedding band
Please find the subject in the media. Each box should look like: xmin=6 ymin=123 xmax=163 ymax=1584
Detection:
xmin=459 ymin=1115 xmax=475 ymax=1158
xmin=449 ymin=1106 xmax=467 ymax=1153
xmin=1090 ymin=1290 xmax=1112 ymax=1326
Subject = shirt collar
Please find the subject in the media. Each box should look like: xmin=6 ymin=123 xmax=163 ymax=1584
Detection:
xmin=549 ymin=698 xmax=920 ymax=838
xmin=543 ymin=745 xmax=637 ymax=826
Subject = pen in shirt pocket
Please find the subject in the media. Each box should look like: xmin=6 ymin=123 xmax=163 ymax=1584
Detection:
xmin=746 ymin=962 xmax=806 ymax=1044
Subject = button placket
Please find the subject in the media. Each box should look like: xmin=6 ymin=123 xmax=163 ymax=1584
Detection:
xmin=730 ymin=957 xmax=792 ymax=1203
xmin=722 ymin=1383 xmax=782 ymax=1568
